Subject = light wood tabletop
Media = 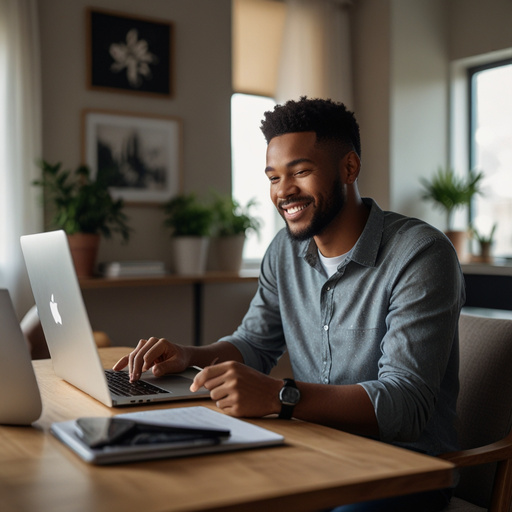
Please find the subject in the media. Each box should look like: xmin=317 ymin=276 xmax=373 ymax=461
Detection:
xmin=0 ymin=348 xmax=455 ymax=512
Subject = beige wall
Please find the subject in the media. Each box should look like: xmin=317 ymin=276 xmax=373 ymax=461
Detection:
xmin=352 ymin=0 xmax=512 ymax=231
xmin=352 ymin=0 xmax=392 ymax=210
xmin=39 ymin=0 xmax=232 ymax=267
xmin=352 ymin=0 xmax=448 ymax=227
xmin=38 ymin=0 xmax=236 ymax=346
xmin=448 ymin=0 xmax=512 ymax=61
xmin=389 ymin=0 xmax=448 ymax=224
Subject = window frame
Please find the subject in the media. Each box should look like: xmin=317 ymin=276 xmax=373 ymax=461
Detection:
xmin=467 ymin=58 xmax=512 ymax=256
xmin=468 ymin=57 xmax=512 ymax=171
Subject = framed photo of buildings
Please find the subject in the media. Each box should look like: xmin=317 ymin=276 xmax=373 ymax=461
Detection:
xmin=87 ymin=8 xmax=173 ymax=97
xmin=83 ymin=109 xmax=182 ymax=204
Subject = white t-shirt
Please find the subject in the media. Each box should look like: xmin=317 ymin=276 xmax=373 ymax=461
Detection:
xmin=318 ymin=249 xmax=349 ymax=278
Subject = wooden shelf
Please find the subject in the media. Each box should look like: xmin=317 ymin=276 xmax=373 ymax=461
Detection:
xmin=462 ymin=262 xmax=512 ymax=277
xmin=79 ymin=270 xmax=259 ymax=289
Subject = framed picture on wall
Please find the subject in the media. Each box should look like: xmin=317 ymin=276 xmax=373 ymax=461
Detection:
xmin=86 ymin=8 xmax=173 ymax=97
xmin=82 ymin=109 xmax=183 ymax=205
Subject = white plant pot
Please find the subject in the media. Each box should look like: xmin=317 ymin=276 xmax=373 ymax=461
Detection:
xmin=207 ymin=235 xmax=246 ymax=272
xmin=172 ymin=236 xmax=210 ymax=275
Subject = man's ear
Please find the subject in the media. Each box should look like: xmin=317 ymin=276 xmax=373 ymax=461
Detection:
xmin=343 ymin=151 xmax=361 ymax=185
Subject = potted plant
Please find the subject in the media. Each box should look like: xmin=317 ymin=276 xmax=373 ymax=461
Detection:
xmin=420 ymin=166 xmax=484 ymax=260
xmin=209 ymin=194 xmax=261 ymax=272
xmin=163 ymin=193 xmax=214 ymax=274
xmin=33 ymin=160 xmax=131 ymax=277
xmin=469 ymin=223 xmax=497 ymax=264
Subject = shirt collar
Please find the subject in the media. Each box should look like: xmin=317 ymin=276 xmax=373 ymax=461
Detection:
xmin=301 ymin=198 xmax=384 ymax=270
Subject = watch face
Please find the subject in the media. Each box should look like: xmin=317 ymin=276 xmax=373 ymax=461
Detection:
xmin=280 ymin=386 xmax=300 ymax=405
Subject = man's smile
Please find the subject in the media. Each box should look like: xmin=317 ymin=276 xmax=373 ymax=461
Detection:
xmin=279 ymin=199 xmax=313 ymax=219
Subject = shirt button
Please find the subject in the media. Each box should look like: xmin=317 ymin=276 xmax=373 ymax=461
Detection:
xmin=326 ymin=286 xmax=331 ymax=291
xmin=323 ymin=325 xmax=329 ymax=331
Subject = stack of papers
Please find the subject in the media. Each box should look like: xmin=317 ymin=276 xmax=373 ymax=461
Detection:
xmin=98 ymin=260 xmax=167 ymax=277
xmin=50 ymin=406 xmax=284 ymax=464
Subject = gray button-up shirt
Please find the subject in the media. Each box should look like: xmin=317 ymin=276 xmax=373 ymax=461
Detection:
xmin=221 ymin=198 xmax=465 ymax=455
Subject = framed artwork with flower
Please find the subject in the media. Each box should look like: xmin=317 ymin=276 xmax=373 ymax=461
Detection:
xmin=82 ymin=109 xmax=183 ymax=204
xmin=86 ymin=8 xmax=173 ymax=97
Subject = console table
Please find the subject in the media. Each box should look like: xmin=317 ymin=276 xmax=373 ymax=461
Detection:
xmin=78 ymin=271 xmax=259 ymax=347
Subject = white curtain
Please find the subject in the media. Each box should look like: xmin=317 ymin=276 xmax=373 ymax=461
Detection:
xmin=0 ymin=0 xmax=42 ymax=315
xmin=276 ymin=0 xmax=353 ymax=107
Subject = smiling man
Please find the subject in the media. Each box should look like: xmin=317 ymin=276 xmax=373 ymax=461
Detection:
xmin=114 ymin=97 xmax=464 ymax=511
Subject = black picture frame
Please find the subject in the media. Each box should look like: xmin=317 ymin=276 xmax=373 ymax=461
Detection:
xmin=87 ymin=8 xmax=173 ymax=97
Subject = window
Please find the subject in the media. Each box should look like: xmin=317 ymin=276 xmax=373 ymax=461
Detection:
xmin=231 ymin=93 xmax=283 ymax=263
xmin=469 ymin=60 xmax=512 ymax=258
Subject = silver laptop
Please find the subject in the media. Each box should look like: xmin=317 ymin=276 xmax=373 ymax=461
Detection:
xmin=0 ymin=289 xmax=43 ymax=424
xmin=20 ymin=230 xmax=209 ymax=407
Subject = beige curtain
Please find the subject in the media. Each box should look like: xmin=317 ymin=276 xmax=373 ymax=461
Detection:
xmin=0 ymin=0 xmax=42 ymax=315
xmin=276 ymin=0 xmax=353 ymax=107
xmin=233 ymin=0 xmax=287 ymax=97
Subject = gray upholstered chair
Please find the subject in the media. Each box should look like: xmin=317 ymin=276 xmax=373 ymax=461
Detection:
xmin=439 ymin=313 xmax=512 ymax=512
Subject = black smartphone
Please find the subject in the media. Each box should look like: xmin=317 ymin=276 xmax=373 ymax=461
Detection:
xmin=75 ymin=417 xmax=230 ymax=449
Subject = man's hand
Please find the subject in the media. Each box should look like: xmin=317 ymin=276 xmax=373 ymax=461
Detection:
xmin=112 ymin=337 xmax=190 ymax=382
xmin=191 ymin=361 xmax=283 ymax=418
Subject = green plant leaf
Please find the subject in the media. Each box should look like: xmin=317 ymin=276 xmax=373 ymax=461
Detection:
xmin=33 ymin=160 xmax=132 ymax=242
xmin=162 ymin=194 xmax=213 ymax=237
xmin=419 ymin=167 xmax=484 ymax=230
xmin=210 ymin=193 xmax=261 ymax=237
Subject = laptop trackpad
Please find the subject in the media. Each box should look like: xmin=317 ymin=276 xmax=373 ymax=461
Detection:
xmin=141 ymin=369 xmax=204 ymax=394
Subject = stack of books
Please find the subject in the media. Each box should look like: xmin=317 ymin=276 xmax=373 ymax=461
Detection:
xmin=98 ymin=260 xmax=167 ymax=278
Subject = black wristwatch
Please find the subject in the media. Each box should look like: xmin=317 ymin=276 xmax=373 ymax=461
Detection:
xmin=278 ymin=378 xmax=300 ymax=419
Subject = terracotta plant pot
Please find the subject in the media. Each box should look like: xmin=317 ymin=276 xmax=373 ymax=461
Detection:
xmin=67 ymin=233 xmax=100 ymax=278
xmin=445 ymin=230 xmax=468 ymax=262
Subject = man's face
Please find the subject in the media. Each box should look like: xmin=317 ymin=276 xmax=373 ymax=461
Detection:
xmin=265 ymin=132 xmax=345 ymax=241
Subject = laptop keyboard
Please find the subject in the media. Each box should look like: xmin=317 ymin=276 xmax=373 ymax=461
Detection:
xmin=105 ymin=370 xmax=169 ymax=397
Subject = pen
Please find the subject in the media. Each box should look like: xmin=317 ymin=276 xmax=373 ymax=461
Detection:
xmin=191 ymin=357 xmax=220 ymax=373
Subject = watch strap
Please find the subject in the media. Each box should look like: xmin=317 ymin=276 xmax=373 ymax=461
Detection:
xmin=278 ymin=378 xmax=299 ymax=420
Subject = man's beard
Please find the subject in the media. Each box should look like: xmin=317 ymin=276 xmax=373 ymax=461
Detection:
xmin=283 ymin=178 xmax=345 ymax=242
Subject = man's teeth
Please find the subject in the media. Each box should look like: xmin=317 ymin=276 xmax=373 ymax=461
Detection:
xmin=286 ymin=204 xmax=307 ymax=214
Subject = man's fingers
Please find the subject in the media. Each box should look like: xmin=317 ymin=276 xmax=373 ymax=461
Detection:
xmin=190 ymin=364 xmax=227 ymax=392
xmin=113 ymin=337 xmax=182 ymax=382
xmin=128 ymin=338 xmax=164 ymax=380
xmin=112 ymin=355 xmax=129 ymax=371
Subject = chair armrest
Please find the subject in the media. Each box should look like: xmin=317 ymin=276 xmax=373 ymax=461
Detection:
xmin=439 ymin=433 xmax=512 ymax=467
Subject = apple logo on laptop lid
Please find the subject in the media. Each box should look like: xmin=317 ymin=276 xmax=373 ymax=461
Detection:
xmin=50 ymin=294 xmax=62 ymax=325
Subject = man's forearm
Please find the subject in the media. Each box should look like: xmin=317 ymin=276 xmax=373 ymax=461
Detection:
xmin=293 ymin=382 xmax=380 ymax=437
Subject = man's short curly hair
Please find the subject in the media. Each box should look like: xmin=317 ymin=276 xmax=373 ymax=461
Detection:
xmin=260 ymin=96 xmax=361 ymax=158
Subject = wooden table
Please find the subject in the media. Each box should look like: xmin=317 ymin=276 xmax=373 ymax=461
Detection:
xmin=0 ymin=348 xmax=455 ymax=512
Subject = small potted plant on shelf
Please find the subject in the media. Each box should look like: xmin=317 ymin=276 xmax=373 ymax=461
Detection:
xmin=209 ymin=194 xmax=261 ymax=272
xmin=420 ymin=166 xmax=484 ymax=260
xmin=162 ymin=193 xmax=214 ymax=274
xmin=469 ymin=223 xmax=497 ymax=264
xmin=33 ymin=160 xmax=131 ymax=278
